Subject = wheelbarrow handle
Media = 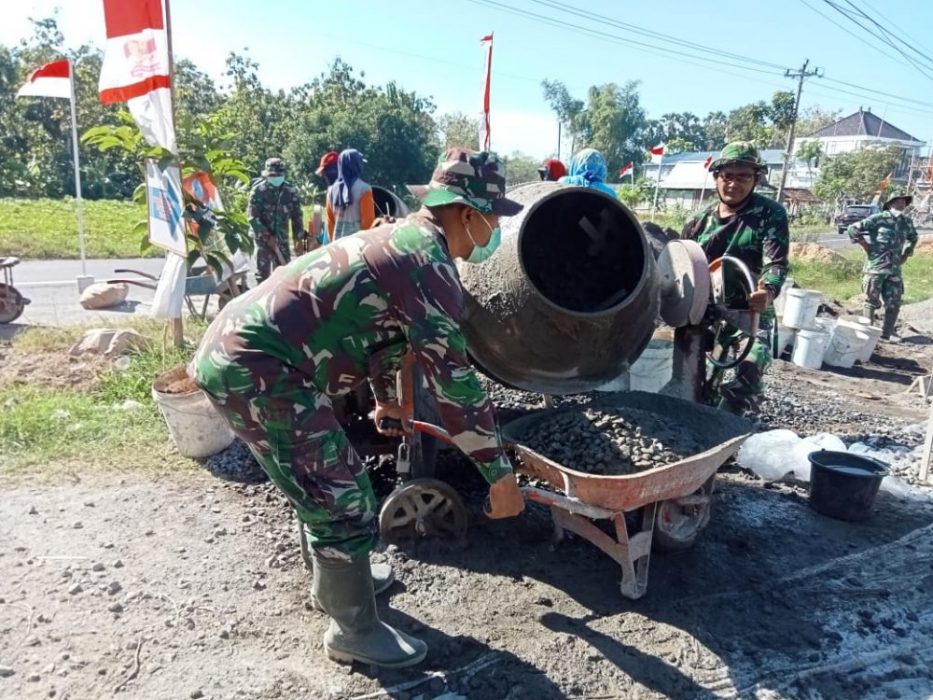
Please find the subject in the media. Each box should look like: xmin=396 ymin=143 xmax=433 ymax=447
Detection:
xmin=378 ymin=418 xmax=456 ymax=445
xmin=113 ymin=268 xmax=159 ymax=280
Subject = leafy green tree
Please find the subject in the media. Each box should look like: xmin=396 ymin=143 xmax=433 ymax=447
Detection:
xmin=437 ymin=112 xmax=479 ymax=150
xmin=541 ymin=79 xmax=584 ymax=153
xmin=502 ymin=151 xmax=541 ymax=187
xmin=796 ymin=140 xmax=823 ymax=171
xmin=796 ymin=107 xmax=841 ymax=138
xmin=702 ymin=111 xmax=728 ymax=150
xmin=577 ymin=81 xmax=647 ymax=176
xmin=812 ymin=146 xmax=903 ymax=202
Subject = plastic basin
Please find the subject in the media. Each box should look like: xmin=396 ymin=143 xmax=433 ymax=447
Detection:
xmin=807 ymin=450 xmax=889 ymax=521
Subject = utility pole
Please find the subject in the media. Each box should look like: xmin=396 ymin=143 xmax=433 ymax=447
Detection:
xmin=777 ymin=59 xmax=823 ymax=204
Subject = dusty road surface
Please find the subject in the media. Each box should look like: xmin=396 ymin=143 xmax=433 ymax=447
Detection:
xmin=2 ymin=297 xmax=933 ymax=699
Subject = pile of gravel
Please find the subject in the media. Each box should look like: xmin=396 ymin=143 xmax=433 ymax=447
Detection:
xmin=516 ymin=406 xmax=704 ymax=475
xmin=201 ymin=439 xmax=268 ymax=484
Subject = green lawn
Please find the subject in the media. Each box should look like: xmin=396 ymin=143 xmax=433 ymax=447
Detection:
xmin=0 ymin=321 xmax=206 ymax=473
xmin=789 ymin=250 xmax=933 ymax=304
xmin=0 ymin=197 xmax=156 ymax=259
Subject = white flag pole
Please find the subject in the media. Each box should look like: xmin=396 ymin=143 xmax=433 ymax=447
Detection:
xmin=651 ymin=151 xmax=664 ymax=217
xmin=698 ymin=168 xmax=710 ymax=211
xmin=68 ymin=60 xmax=92 ymax=291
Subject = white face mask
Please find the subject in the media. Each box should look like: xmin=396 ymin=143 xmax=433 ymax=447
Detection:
xmin=889 ymin=207 xmax=903 ymax=217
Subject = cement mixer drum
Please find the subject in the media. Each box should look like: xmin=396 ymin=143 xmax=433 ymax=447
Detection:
xmin=457 ymin=182 xmax=659 ymax=395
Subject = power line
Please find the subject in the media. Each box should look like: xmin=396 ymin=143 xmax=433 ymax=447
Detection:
xmin=857 ymin=0 xmax=933 ymax=61
xmin=797 ymin=0 xmax=910 ymax=68
xmin=778 ymin=59 xmax=823 ymax=202
xmin=526 ymin=0 xmax=788 ymax=72
xmin=819 ymin=0 xmax=933 ymax=80
xmin=840 ymin=0 xmax=933 ymax=70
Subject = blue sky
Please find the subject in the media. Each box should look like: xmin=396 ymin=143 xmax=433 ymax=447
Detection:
xmin=4 ymin=0 xmax=933 ymax=159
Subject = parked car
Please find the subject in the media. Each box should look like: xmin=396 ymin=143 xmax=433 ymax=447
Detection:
xmin=834 ymin=204 xmax=880 ymax=234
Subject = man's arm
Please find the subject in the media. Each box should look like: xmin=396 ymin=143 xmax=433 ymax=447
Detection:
xmin=759 ymin=206 xmax=790 ymax=299
xmin=385 ymin=239 xmax=511 ymax=485
xmin=247 ymin=187 xmax=270 ymax=239
xmin=903 ymin=218 xmax=919 ymax=259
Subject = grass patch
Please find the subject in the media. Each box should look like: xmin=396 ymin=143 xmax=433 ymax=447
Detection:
xmin=0 ymin=320 xmax=208 ymax=473
xmin=789 ymin=251 xmax=933 ymax=304
xmin=0 ymin=197 xmax=156 ymax=259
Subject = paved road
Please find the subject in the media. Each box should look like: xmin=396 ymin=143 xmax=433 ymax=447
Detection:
xmin=15 ymin=258 xmax=164 ymax=286
xmin=817 ymin=229 xmax=933 ymax=251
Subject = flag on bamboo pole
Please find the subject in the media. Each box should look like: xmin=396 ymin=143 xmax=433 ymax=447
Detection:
xmin=480 ymin=33 xmax=493 ymax=151
xmin=618 ymin=162 xmax=634 ymax=178
xmin=703 ymin=154 xmax=713 ymax=169
xmin=649 ymin=144 xmax=665 ymax=156
xmin=17 ymin=59 xmax=72 ymax=98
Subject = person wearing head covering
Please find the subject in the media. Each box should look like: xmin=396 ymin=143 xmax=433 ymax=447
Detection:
xmin=247 ymin=157 xmax=305 ymax=284
xmin=681 ymin=141 xmax=789 ymax=415
xmin=538 ymin=157 xmax=568 ymax=182
xmin=848 ymin=190 xmax=918 ymax=341
xmin=558 ymin=148 xmax=617 ymax=197
xmin=325 ymin=148 xmax=375 ymax=240
xmin=316 ymin=151 xmax=339 ymax=187
xmin=190 ymin=147 xmax=526 ymax=670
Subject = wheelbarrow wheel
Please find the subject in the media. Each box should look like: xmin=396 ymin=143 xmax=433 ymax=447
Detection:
xmin=653 ymin=476 xmax=715 ymax=552
xmin=378 ymin=478 xmax=468 ymax=544
xmin=0 ymin=284 xmax=25 ymax=324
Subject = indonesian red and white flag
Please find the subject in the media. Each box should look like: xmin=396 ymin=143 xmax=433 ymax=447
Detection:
xmin=480 ymin=33 xmax=493 ymax=151
xmin=17 ymin=59 xmax=72 ymax=99
xmin=618 ymin=161 xmax=634 ymax=177
xmin=649 ymin=144 xmax=665 ymax=156
xmin=99 ymin=0 xmax=175 ymax=153
xmin=703 ymin=154 xmax=713 ymax=169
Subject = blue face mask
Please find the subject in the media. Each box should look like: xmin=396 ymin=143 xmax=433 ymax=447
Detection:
xmin=465 ymin=214 xmax=501 ymax=264
xmin=267 ymin=176 xmax=285 ymax=187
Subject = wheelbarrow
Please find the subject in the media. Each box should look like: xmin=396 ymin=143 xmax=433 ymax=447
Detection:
xmin=0 ymin=256 xmax=30 ymax=324
xmin=108 ymin=265 xmax=246 ymax=320
xmin=380 ymin=391 xmax=751 ymax=600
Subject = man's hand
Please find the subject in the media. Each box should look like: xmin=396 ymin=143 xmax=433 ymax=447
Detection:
xmin=858 ymin=239 xmax=870 ymax=254
xmin=373 ymin=400 xmax=406 ymax=437
xmin=747 ymin=280 xmax=772 ymax=314
xmin=485 ymin=473 xmax=525 ymax=519
xmin=262 ymin=233 xmax=278 ymax=251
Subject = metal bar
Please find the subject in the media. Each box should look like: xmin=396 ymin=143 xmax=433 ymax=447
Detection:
xmin=521 ymin=485 xmax=615 ymax=520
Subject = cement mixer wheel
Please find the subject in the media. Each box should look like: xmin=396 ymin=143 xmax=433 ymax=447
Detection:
xmin=379 ymin=478 xmax=468 ymax=544
xmin=653 ymin=476 xmax=715 ymax=552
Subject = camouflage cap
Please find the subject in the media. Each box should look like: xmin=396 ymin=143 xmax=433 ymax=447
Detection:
xmin=262 ymin=157 xmax=286 ymax=176
xmin=883 ymin=189 xmax=913 ymax=209
xmin=408 ymin=148 xmax=523 ymax=216
xmin=709 ymin=141 xmax=765 ymax=171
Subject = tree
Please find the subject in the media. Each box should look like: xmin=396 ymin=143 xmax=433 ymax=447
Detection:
xmin=577 ymin=81 xmax=647 ymax=176
xmin=502 ymin=151 xmax=541 ymax=187
xmin=437 ymin=112 xmax=479 ymax=150
xmin=702 ymin=111 xmax=728 ymax=150
xmin=644 ymin=112 xmax=705 ymax=151
xmin=812 ymin=146 xmax=903 ymax=202
xmin=796 ymin=140 xmax=823 ymax=172
xmin=541 ymin=79 xmax=584 ymax=153
xmin=795 ymin=107 xmax=841 ymax=138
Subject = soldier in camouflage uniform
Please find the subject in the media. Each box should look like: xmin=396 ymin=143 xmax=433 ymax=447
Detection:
xmin=190 ymin=147 xmax=525 ymax=669
xmin=681 ymin=142 xmax=789 ymax=414
xmin=848 ymin=190 xmax=918 ymax=341
xmin=248 ymin=157 xmax=305 ymax=284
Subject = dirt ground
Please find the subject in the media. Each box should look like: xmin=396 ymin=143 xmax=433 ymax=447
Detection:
xmin=2 ymin=310 xmax=933 ymax=699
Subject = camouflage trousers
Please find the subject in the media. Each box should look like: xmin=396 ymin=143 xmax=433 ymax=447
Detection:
xmin=193 ymin=360 xmax=378 ymax=562
xmin=863 ymin=273 xmax=904 ymax=313
xmin=254 ymin=236 xmax=291 ymax=285
xmin=712 ymin=308 xmax=774 ymax=414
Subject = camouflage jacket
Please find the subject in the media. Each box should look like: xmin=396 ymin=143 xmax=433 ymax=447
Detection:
xmin=193 ymin=210 xmax=511 ymax=484
xmin=847 ymin=211 xmax=918 ymax=275
xmin=682 ymin=193 xmax=790 ymax=298
xmin=247 ymin=180 xmax=305 ymax=243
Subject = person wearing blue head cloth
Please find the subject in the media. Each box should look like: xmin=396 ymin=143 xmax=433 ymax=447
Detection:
xmin=558 ymin=148 xmax=617 ymax=197
xmin=326 ymin=148 xmax=376 ymax=239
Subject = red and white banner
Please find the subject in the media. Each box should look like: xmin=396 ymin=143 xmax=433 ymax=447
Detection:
xmin=480 ymin=33 xmax=493 ymax=151
xmin=17 ymin=59 xmax=72 ymax=99
xmin=99 ymin=0 xmax=176 ymax=153
xmin=703 ymin=154 xmax=713 ymax=169
xmin=618 ymin=161 xmax=634 ymax=178
xmin=649 ymin=145 xmax=665 ymax=156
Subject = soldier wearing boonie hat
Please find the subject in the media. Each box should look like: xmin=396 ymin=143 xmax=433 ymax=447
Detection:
xmin=848 ymin=189 xmax=918 ymax=340
xmin=189 ymin=147 xmax=524 ymax=670
xmin=681 ymin=141 xmax=789 ymax=415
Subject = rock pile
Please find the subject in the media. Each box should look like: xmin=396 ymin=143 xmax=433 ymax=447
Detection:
xmin=516 ymin=406 xmax=704 ymax=475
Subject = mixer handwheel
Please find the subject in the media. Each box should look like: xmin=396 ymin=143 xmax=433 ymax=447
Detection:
xmin=379 ymin=478 xmax=468 ymax=544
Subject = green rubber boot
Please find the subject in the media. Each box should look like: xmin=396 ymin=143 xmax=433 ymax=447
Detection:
xmin=863 ymin=304 xmax=876 ymax=325
xmin=310 ymin=559 xmax=394 ymax=610
xmin=312 ymin=553 xmax=427 ymax=669
xmin=882 ymin=307 xmax=900 ymax=342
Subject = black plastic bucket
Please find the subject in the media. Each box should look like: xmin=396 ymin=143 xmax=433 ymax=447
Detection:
xmin=807 ymin=450 xmax=889 ymax=521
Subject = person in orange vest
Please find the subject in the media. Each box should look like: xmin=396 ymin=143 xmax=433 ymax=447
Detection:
xmin=326 ymin=149 xmax=376 ymax=240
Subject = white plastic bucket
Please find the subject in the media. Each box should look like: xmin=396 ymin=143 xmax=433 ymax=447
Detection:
xmin=772 ymin=278 xmax=795 ymax=318
xmin=152 ymin=367 xmax=235 ymax=458
xmin=782 ymin=288 xmax=822 ymax=330
xmin=792 ymin=328 xmax=829 ymax=370
xmin=824 ymin=321 xmax=871 ymax=369
xmin=629 ymin=339 xmax=674 ymax=393
xmin=854 ymin=317 xmax=883 ymax=362
xmin=776 ymin=324 xmax=796 ymax=356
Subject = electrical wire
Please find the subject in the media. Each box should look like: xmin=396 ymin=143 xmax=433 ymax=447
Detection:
xmin=840 ymin=0 xmax=933 ymax=70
